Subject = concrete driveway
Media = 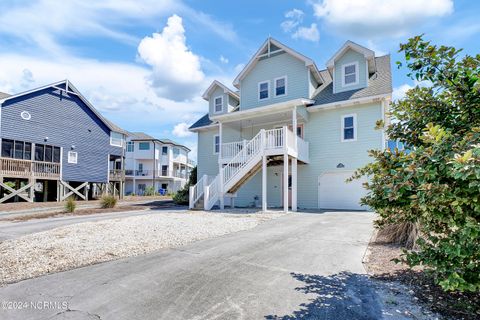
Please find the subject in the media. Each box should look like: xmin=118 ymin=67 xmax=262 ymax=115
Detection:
xmin=0 ymin=211 xmax=381 ymax=320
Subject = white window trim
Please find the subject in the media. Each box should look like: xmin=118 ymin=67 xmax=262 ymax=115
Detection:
xmin=258 ymin=80 xmax=270 ymax=101
xmin=213 ymin=95 xmax=223 ymax=114
xmin=213 ymin=134 xmax=220 ymax=154
xmin=110 ymin=132 xmax=124 ymax=147
xmin=341 ymin=62 xmax=359 ymax=87
xmin=138 ymin=142 xmax=150 ymax=150
xmin=274 ymin=76 xmax=287 ymax=97
xmin=126 ymin=141 xmax=134 ymax=152
xmin=67 ymin=151 xmax=78 ymax=164
xmin=341 ymin=113 xmax=357 ymax=142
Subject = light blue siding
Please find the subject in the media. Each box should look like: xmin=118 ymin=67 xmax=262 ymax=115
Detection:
xmin=196 ymin=127 xmax=219 ymax=179
xmin=240 ymin=52 xmax=309 ymax=110
xmin=334 ymin=49 xmax=368 ymax=94
xmin=1 ymin=86 xmax=122 ymax=183
xmin=208 ymin=87 xmax=227 ymax=117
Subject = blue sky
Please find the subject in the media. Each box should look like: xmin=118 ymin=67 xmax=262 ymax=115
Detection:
xmin=0 ymin=0 xmax=477 ymax=159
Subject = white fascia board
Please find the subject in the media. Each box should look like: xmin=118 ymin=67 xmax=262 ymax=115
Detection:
xmin=210 ymin=98 xmax=314 ymax=123
xmin=308 ymin=94 xmax=390 ymax=112
xmin=326 ymin=40 xmax=375 ymax=69
xmin=188 ymin=122 xmax=219 ymax=132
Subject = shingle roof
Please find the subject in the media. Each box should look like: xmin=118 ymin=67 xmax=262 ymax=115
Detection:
xmin=129 ymin=132 xmax=156 ymax=140
xmin=0 ymin=92 xmax=11 ymax=99
xmin=189 ymin=113 xmax=213 ymax=130
xmin=312 ymin=55 xmax=392 ymax=105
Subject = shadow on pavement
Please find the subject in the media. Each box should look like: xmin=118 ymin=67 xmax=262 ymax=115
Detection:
xmin=265 ymin=272 xmax=383 ymax=320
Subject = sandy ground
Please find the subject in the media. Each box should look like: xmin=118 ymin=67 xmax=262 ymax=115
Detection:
xmin=0 ymin=210 xmax=285 ymax=285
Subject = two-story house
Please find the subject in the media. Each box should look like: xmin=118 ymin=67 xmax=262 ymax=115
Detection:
xmin=124 ymin=132 xmax=193 ymax=195
xmin=189 ymin=38 xmax=392 ymax=211
xmin=0 ymin=80 xmax=127 ymax=203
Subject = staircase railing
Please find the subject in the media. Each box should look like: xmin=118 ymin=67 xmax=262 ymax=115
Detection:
xmin=204 ymin=175 xmax=220 ymax=210
xmin=222 ymin=130 xmax=264 ymax=188
xmin=189 ymin=174 xmax=208 ymax=209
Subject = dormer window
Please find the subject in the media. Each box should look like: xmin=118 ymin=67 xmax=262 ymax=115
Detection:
xmin=342 ymin=62 xmax=359 ymax=86
xmin=274 ymin=76 xmax=287 ymax=97
xmin=214 ymin=96 xmax=223 ymax=113
xmin=258 ymin=81 xmax=269 ymax=100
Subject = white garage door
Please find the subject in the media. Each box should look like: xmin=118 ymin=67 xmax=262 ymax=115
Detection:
xmin=318 ymin=171 xmax=367 ymax=210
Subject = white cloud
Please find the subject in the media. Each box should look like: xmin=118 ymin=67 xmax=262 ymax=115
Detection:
xmin=392 ymin=84 xmax=413 ymax=101
xmin=281 ymin=9 xmax=304 ymax=32
xmin=220 ymin=55 xmax=229 ymax=64
xmin=292 ymin=23 xmax=320 ymax=42
xmin=172 ymin=122 xmax=194 ymax=138
xmin=312 ymin=0 xmax=454 ymax=37
xmin=137 ymin=15 xmax=205 ymax=101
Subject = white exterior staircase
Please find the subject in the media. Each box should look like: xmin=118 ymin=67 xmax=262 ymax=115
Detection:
xmin=189 ymin=127 xmax=308 ymax=210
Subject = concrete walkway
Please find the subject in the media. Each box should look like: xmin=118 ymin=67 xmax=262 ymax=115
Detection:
xmin=0 ymin=211 xmax=386 ymax=320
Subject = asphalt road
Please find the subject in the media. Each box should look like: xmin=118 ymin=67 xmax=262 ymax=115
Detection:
xmin=0 ymin=211 xmax=390 ymax=320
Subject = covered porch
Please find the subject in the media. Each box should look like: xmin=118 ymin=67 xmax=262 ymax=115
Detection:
xmin=211 ymin=99 xmax=312 ymax=212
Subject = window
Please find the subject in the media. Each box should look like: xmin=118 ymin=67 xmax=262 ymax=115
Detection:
xmin=53 ymin=147 xmax=60 ymax=163
xmin=1 ymin=139 xmax=13 ymax=158
xmin=214 ymin=96 xmax=223 ymax=113
xmin=258 ymin=81 xmax=269 ymax=100
xmin=35 ymin=144 xmax=44 ymax=161
xmin=68 ymin=151 xmax=78 ymax=164
xmin=138 ymin=163 xmax=143 ymax=172
xmin=25 ymin=143 xmax=32 ymax=160
xmin=341 ymin=114 xmax=357 ymax=141
xmin=126 ymin=141 xmax=134 ymax=152
xmin=162 ymin=146 xmax=168 ymax=155
xmin=274 ymin=76 xmax=287 ymax=97
xmin=44 ymin=145 xmax=53 ymax=162
xmin=213 ymin=135 xmax=220 ymax=154
xmin=110 ymin=132 xmax=124 ymax=147
xmin=342 ymin=62 xmax=358 ymax=86
xmin=173 ymin=147 xmax=180 ymax=157
xmin=139 ymin=142 xmax=150 ymax=150
xmin=162 ymin=165 xmax=168 ymax=176
xmin=14 ymin=141 xmax=24 ymax=159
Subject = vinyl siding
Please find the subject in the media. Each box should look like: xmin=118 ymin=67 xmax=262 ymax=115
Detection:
xmin=208 ymin=87 xmax=228 ymax=117
xmin=0 ymin=87 xmax=122 ymax=183
xmin=196 ymin=127 xmax=219 ymax=180
xmin=334 ymin=49 xmax=368 ymax=94
xmin=240 ymin=52 xmax=309 ymax=110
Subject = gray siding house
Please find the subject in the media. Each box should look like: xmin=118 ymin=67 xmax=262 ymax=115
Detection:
xmin=0 ymin=80 xmax=126 ymax=203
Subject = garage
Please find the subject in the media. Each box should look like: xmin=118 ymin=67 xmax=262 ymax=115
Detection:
xmin=318 ymin=171 xmax=367 ymax=210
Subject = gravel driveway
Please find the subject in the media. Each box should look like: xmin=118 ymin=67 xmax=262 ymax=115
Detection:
xmin=0 ymin=210 xmax=285 ymax=285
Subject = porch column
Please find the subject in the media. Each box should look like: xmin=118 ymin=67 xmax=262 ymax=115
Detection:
xmin=283 ymin=153 xmax=288 ymax=213
xmin=292 ymin=158 xmax=297 ymax=212
xmin=219 ymin=121 xmax=224 ymax=210
xmin=262 ymin=155 xmax=267 ymax=212
xmin=292 ymin=106 xmax=298 ymax=150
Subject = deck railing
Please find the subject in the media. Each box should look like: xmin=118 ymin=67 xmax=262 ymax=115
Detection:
xmin=0 ymin=157 xmax=60 ymax=179
xmin=109 ymin=169 xmax=124 ymax=181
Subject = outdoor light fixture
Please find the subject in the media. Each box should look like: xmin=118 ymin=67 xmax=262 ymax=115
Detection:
xmin=44 ymin=137 xmax=48 ymax=142
xmin=336 ymin=163 xmax=345 ymax=168
xmin=71 ymin=145 xmax=76 ymax=150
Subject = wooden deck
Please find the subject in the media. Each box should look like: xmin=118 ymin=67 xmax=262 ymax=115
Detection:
xmin=0 ymin=157 xmax=60 ymax=180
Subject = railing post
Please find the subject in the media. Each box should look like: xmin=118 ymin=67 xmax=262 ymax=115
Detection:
xmin=204 ymin=185 xmax=210 ymax=210
xmin=261 ymin=129 xmax=265 ymax=152
xmin=283 ymin=126 xmax=288 ymax=152
xmin=189 ymin=186 xmax=194 ymax=209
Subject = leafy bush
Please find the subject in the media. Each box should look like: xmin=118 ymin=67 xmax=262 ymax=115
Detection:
xmin=65 ymin=197 xmax=76 ymax=213
xmin=101 ymin=195 xmax=117 ymax=208
xmin=352 ymin=36 xmax=480 ymax=292
xmin=144 ymin=186 xmax=157 ymax=196
xmin=173 ymin=166 xmax=197 ymax=205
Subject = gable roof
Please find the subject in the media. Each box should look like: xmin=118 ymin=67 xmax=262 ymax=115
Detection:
xmin=202 ymin=80 xmax=239 ymax=101
xmin=312 ymin=55 xmax=391 ymax=105
xmin=326 ymin=40 xmax=376 ymax=74
xmin=232 ymin=37 xmax=324 ymax=88
xmin=0 ymin=91 xmax=10 ymax=99
xmin=0 ymin=80 xmax=128 ymax=135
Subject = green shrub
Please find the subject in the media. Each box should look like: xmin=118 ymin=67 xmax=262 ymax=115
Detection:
xmin=144 ymin=186 xmax=156 ymax=196
xmin=65 ymin=197 xmax=76 ymax=213
xmin=173 ymin=167 xmax=197 ymax=205
xmin=352 ymin=36 xmax=480 ymax=292
xmin=101 ymin=195 xmax=117 ymax=208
